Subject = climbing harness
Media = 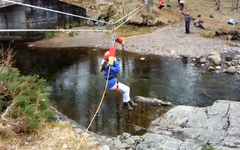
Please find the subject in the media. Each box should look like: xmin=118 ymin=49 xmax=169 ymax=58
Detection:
xmin=116 ymin=81 xmax=119 ymax=93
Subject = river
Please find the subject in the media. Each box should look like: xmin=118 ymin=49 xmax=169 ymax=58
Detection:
xmin=13 ymin=45 xmax=240 ymax=137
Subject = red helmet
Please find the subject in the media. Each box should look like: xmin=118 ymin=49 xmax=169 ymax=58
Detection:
xmin=104 ymin=51 xmax=110 ymax=59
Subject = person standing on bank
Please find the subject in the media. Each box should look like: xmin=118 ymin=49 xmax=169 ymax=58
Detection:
xmin=180 ymin=11 xmax=192 ymax=34
xmin=179 ymin=0 xmax=185 ymax=11
xmin=101 ymin=48 xmax=138 ymax=110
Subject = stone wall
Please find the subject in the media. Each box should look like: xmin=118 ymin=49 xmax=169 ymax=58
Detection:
xmin=25 ymin=0 xmax=86 ymax=29
xmin=0 ymin=5 xmax=26 ymax=36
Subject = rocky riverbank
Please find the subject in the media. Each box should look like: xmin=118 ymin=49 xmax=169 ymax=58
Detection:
xmin=58 ymin=99 xmax=240 ymax=150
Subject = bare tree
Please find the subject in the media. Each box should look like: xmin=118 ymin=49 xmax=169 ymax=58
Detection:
xmin=232 ymin=0 xmax=239 ymax=10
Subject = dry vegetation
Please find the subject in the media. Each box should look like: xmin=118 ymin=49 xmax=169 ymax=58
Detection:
xmin=0 ymin=121 xmax=100 ymax=150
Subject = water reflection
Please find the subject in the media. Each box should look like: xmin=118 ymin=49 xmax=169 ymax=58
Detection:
xmin=13 ymin=46 xmax=240 ymax=137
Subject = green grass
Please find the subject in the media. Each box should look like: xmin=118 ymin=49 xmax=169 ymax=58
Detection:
xmin=44 ymin=31 xmax=56 ymax=39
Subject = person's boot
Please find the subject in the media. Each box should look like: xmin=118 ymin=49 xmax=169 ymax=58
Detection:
xmin=124 ymin=102 xmax=133 ymax=110
xmin=129 ymin=100 xmax=138 ymax=107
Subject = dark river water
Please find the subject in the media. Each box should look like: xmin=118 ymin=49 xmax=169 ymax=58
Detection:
xmin=13 ymin=45 xmax=240 ymax=137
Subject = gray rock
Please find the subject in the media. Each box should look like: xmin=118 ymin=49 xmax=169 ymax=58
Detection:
xmin=208 ymin=66 xmax=215 ymax=71
xmin=222 ymin=128 xmax=240 ymax=148
xmin=199 ymin=57 xmax=207 ymax=63
xmin=111 ymin=138 xmax=122 ymax=147
xmin=178 ymin=139 xmax=202 ymax=150
xmin=227 ymin=66 xmax=237 ymax=73
xmin=99 ymin=145 xmax=111 ymax=150
xmin=185 ymin=107 xmax=207 ymax=128
xmin=234 ymin=54 xmax=240 ymax=60
xmin=208 ymin=52 xmax=221 ymax=65
xmin=215 ymin=66 xmax=221 ymax=70
xmin=136 ymin=133 xmax=182 ymax=150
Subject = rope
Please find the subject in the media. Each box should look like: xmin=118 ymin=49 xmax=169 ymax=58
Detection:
xmin=114 ymin=3 xmax=146 ymax=30
xmin=0 ymin=4 xmax=146 ymax=33
xmin=114 ymin=3 xmax=146 ymax=25
xmin=85 ymin=65 xmax=111 ymax=132
xmin=0 ymin=29 xmax=111 ymax=32
xmin=2 ymin=0 xmax=110 ymax=25
xmin=0 ymin=1 xmax=146 ymax=32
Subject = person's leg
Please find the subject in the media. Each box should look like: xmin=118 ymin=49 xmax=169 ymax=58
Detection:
xmin=186 ymin=22 xmax=190 ymax=33
xmin=117 ymin=82 xmax=130 ymax=103
xmin=185 ymin=22 xmax=188 ymax=33
xmin=117 ymin=82 xmax=137 ymax=109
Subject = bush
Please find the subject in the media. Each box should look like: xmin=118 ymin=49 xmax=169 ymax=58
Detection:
xmin=67 ymin=31 xmax=78 ymax=37
xmin=44 ymin=31 xmax=56 ymax=39
xmin=0 ymin=47 xmax=55 ymax=136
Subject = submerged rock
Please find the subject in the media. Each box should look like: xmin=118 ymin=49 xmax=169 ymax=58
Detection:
xmin=135 ymin=96 xmax=172 ymax=106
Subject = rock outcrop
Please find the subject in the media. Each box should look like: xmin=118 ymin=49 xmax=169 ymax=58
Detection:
xmin=57 ymin=99 xmax=240 ymax=150
xmin=106 ymin=100 xmax=240 ymax=150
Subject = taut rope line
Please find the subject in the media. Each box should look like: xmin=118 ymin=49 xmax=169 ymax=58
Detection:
xmin=114 ymin=3 xmax=146 ymax=30
xmin=0 ymin=0 xmax=146 ymax=33
xmin=0 ymin=29 xmax=111 ymax=32
xmin=114 ymin=3 xmax=146 ymax=25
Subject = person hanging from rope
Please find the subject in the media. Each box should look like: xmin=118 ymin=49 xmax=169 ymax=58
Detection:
xmin=101 ymin=46 xmax=137 ymax=110
xmin=112 ymin=34 xmax=125 ymax=50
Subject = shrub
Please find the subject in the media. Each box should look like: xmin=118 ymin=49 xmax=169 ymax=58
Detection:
xmin=68 ymin=31 xmax=78 ymax=37
xmin=0 ymin=46 xmax=55 ymax=137
xmin=44 ymin=31 xmax=56 ymax=39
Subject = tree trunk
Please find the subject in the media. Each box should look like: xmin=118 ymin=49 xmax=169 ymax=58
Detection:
xmin=232 ymin=0 xmax=239 ymax=10
xmin=216 ymin=0 xmax=221 ymax=11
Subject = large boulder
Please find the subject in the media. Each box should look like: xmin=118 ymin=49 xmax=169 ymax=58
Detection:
xmin=208 ymin=52 xmax=221 ymax=65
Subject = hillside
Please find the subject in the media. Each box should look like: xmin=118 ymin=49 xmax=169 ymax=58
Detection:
xmin=60 ymin=0 xmax=240 ymax=39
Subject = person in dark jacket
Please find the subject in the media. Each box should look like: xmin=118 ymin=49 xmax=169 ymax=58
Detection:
xmin=181 ymin=11 xmax=192 ymax=34
xmin=101 ymin=50 xmax=137 ymax=110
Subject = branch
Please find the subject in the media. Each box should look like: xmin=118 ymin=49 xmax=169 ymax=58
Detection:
xmin=1 ymin=100 xmax=18 ymax=121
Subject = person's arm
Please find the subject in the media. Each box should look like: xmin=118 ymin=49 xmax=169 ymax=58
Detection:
xmin=110 ymin=60 xmax=120 ymax=74
xmin=181 ymin=12 xmax=186 ymax=16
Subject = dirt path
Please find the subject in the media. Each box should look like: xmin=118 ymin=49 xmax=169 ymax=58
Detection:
xmin=30 ymin=23 xmax=240 ymax=58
